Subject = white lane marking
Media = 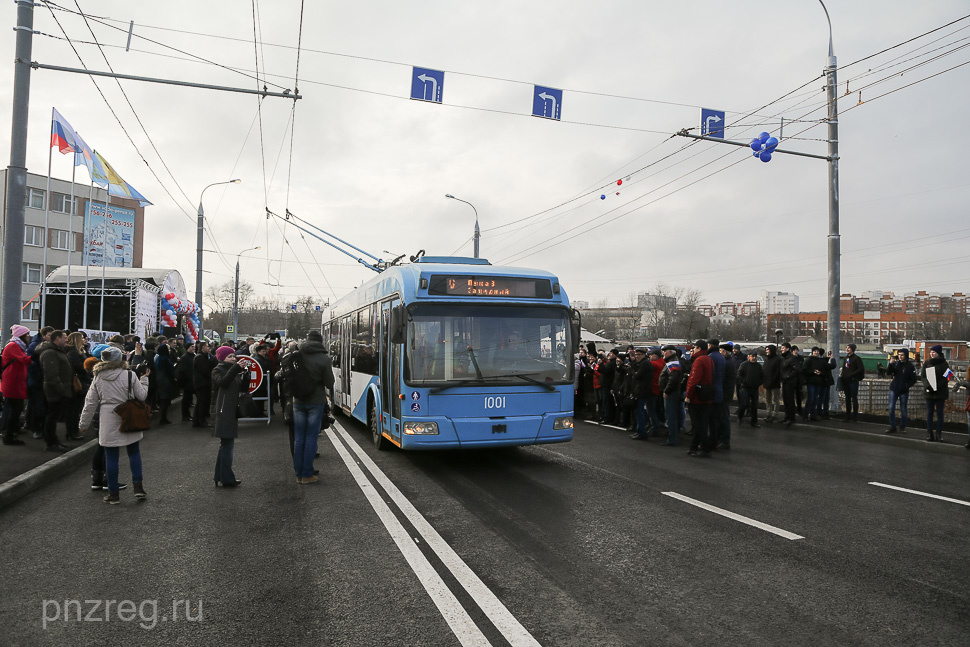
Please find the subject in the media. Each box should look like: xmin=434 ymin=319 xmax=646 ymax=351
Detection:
xmin=325 ymin=430 xmax=491 ymax=647
xmin=335 ymin=424 xmax=543 ymax=647
xmin=869 ymin=482 xmax=970 ymax=507
xmin=662 ymin=492 xmax=804 ymax=541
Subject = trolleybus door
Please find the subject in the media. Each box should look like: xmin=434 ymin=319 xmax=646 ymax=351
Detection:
xmin=340 ymin=315 xmax=351 ymax=409
xmin=380 ymin=299 xmax=402 ymax=440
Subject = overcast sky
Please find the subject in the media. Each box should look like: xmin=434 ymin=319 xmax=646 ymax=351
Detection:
xmin=2 ymin=1 xmax=968 ymax=313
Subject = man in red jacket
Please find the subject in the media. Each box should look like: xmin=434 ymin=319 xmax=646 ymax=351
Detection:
xmin=685 ymin=339 xmax=714 ymax=457
xmin=1 ymin=325 xmax=34 ymax=446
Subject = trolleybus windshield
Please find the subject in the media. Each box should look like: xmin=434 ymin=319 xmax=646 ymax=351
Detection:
xmin=404 ymin=304 xmax=572 ymax=386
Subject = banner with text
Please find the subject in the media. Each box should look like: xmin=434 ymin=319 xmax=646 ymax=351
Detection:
xmin=84 ymin=202 xmax=134 ymax=267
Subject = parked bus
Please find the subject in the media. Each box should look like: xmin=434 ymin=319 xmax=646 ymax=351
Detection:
xmin=322 ymin=256 xmax=579 ymax=450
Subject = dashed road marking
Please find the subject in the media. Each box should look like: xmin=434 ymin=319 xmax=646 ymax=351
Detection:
xmin=662 ymin=491 xmax=805 ymax=540
xmin=869 ymin=482 xmax=970 ymax=507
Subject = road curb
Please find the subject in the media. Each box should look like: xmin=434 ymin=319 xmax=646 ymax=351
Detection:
xmin=784 ymin=420 xmax=967 ymax=454
xmin=0 ymin=439 xmax=97 ymax=511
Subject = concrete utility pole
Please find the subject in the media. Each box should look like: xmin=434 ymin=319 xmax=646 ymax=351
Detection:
xmin=820 ymin=0 xmax=843 ymax=412
xmin=2 ymin=0 xmax=34 ymax=335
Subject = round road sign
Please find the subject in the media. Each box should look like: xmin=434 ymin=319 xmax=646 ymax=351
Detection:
xmin=236 ymin=356 xmax=264 ymax=394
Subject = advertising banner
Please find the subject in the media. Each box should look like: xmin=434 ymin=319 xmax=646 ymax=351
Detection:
xmin=84 ymin=201 xmax=135 ymax=267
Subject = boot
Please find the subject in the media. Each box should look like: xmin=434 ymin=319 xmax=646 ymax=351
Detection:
xmin=91 ymin=470 xmax=105 ymax=491
xmin=133 ymin=482 xmax=147 ymax=500
xmin=103 ymin=491 xmax=120 ymax=505
xmin=926 ymin=432 xmax=936 ymax=442
xmin=936 ymin=430 xmax=944 ymax=443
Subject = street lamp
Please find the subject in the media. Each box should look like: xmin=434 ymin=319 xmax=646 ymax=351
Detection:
xmin=196 ymin=178 xmax=241 ymax=319
xmin=444 ymin=194 xmax=480 ymax=258
xmin=819 ymin=0 xmax=842 ymax=412
xmin=233 ymin=246 xmax=260 ymax=343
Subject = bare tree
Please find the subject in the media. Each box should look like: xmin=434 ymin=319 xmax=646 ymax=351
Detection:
xmin=643 ymin=282 xmax=683 ymax=338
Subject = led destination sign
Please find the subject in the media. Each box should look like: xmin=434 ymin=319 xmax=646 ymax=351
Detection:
xmin=428 ymin=275 xmax=553 ymax=299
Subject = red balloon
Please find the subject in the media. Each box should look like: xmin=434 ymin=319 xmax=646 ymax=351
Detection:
xmin=616 ymin=179 xmax=622 ymax=186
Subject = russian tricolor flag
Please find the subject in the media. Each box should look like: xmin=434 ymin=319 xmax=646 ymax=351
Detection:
xmin=50 ymin=108 xmax=79 ymax=154
xmin=943 ymin=368 xmax=954 ymax=381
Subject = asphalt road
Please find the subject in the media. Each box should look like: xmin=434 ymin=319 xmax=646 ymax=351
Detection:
xmin=1 ymin=414 xmax=968 ymax=646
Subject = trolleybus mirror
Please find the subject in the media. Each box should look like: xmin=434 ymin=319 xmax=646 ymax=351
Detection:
xmin=389 ymin=304 xmax=406 ymax=344
xmin=570 ymin=308 xmax=582 ymax=356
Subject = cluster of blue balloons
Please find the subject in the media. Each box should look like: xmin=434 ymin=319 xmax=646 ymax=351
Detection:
xmin=750 ymin=132 xmax=778 ymax=163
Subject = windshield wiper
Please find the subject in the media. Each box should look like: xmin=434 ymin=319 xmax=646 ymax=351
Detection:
xmin=488 ymin=374 xmax=557 ymax=392
xmin=466 ymin=345 xmax=484 ymax=380
xmin=429 ymin=378 xmax=484 ymax=394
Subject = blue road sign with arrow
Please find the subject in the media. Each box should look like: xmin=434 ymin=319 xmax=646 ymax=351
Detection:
xmin=532 ymin=85 xmax=562 ymax=120
xmin=700 ymin=108 xmax=725 ymax=138
xmin=411 ymin=67 xmax=444 ymax=103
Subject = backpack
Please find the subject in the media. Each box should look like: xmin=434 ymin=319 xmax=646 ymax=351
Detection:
xmin=278 ymin=350 xmax=315 ymax=399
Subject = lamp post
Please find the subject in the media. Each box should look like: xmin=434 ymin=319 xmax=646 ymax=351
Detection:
xmin=233 ymin=246 xmax=260 ymax=343
xmin=196 ymin=178 xmax=241 ymax=320
xmin=819 ymin=0 xmax=842 ymax=412
xmin=444 ymin=194 xmax=480 ymax=258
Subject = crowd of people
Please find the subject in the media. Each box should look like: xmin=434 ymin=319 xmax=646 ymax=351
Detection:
xmin=574 ymin=339 xmax=970 ymax=456
xmin=0 ymin=325 xmax=336 ymax=505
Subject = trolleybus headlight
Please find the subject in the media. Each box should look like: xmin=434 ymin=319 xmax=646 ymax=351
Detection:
xmin=403 ymin=421 xmax=439 ymax=435
xmin=553 ymin=417 xmax=574 ymax=430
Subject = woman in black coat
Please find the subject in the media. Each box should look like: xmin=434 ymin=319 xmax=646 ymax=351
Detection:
xmin=64 ymin=332 xmax=91 ymax=440
xmin=212 ymin=346 xmax=244 ymax=487
xmin=153 ymin=343 xmax=177 ymax=425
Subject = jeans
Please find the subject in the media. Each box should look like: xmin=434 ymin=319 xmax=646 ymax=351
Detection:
xmin=806 ymin=385 xmax=821 ymax=418
xmin=293 ymin=403 xmax=325 ymax=478
xmin=888 ymin=390 xmax=909 ymax=429
xmin=738 ymin=388 xmax=759 ymax=425
xmin=820 ymin=385 xmax=831 ymax=415
xmin=926 ymin=399 xmax=945 ymax=435
xmin=1 ymin=397 xmax=25 ymax=441
xmin=214 ymin=438 xmax=236 ymax=484
xmin=664 ymin=394 xmax=682 ymax=445
xmin=104 ymin=442 xmax=142 ymax=492
xmin=845 ymin=381 xmax=860 ymax=418
xmin=645 ymin=395 xmax=661 ymax=434
xmin=634 ymin=398 xmax=648 ymax=437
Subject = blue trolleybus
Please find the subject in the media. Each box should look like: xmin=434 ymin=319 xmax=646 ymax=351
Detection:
xmin=322 ymin=256 xmax=579 ymax=450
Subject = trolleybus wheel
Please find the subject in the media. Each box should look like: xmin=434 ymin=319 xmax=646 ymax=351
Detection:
xmin=370 ymin=398 xmax=389 ymax=451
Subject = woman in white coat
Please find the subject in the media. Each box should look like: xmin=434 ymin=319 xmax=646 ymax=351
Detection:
xmin=79 ymin=347 xmax=150 ymax=505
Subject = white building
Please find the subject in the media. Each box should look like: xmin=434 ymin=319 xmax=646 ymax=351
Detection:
xmin=760 ymin=290 xmax=799 ymax=316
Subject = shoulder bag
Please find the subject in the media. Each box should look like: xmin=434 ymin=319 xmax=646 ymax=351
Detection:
xmin=114 ymin=371 xmax=152 ymax=433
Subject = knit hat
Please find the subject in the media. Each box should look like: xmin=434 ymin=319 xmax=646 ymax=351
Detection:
xmin=91 ymin=343 xmax=109 ymax=359
xmin=307 ymin=330 xmax=323 ymax=341
xmin=846 ymin=343 xmax=857 ymax=351
xmin=83 ymin=357 xmax=99 ymax=372
xmin=215 ymin=346 xmax=235 ymax=362
xmin=930 ymin=344 xmax=944 ymax=354
xmin=11 ymin=324 xmax=30 ymax=339
xmin=101 ymin=346 xmax=122 ymax=362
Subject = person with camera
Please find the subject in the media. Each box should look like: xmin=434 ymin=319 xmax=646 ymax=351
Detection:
xmin=79 ymin=347 xmax=149 ymax=505
xmin=885 ymin=348 xmax=917 ymax=434
xmin=211 ymin=346 xmax=245 ymax=487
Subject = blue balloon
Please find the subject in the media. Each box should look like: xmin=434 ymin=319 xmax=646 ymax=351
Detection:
xmin=600 ymin=194 xmax=606 ymax=200
xmin=765 ymin=137 xmax=778 ymax=151
xmin=759 ymin=150 xmax=772 ymax=162
xmin=759 ymin=132 xmax=770 ymax=144
xmin=750 ymin=139 xmax=763 ymax=152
